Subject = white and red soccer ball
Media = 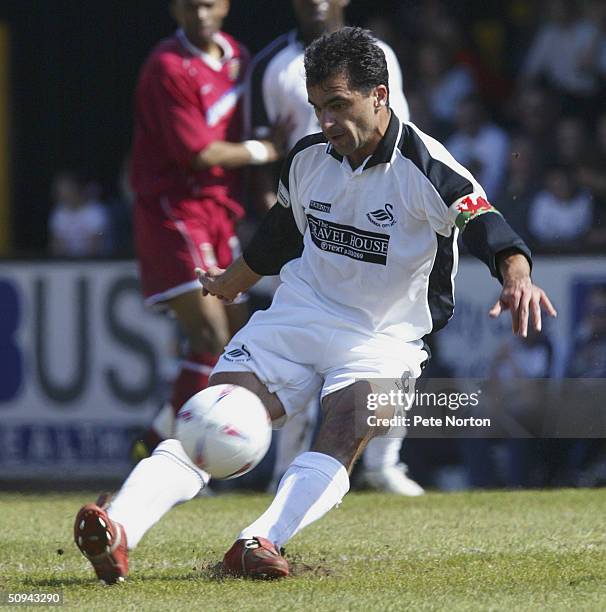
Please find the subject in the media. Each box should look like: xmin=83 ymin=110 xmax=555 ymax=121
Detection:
xmin=175 ymin=384 xmax=272 ymax=479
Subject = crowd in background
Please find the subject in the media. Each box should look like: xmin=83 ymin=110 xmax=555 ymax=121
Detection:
xmin=47 ymin=0 xmax=606 ymax=258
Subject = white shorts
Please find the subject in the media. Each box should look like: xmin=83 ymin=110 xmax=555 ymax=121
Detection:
xmin=212 ymin=283 xmax=429 ymax=426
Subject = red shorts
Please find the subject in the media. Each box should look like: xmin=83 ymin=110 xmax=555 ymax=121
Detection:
xmin=134 ymin=194 xmax=242 ymax=308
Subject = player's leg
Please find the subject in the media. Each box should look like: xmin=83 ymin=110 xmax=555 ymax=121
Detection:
xmin=362 ymin=435 xmax=424 ymax=496
xmin=227 ymin=380 xmax=386 ymax=575
xmin=75 ymin=370 xmax=286 ymax=582
xmin=267 ymin=397 xmax=319 ymax=492
xmin=132 ymin=198 xmax=248 ymax=458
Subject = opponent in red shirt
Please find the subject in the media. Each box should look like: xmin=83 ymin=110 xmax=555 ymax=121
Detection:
xmin=131 ymin=0 xmax=280 ymax=458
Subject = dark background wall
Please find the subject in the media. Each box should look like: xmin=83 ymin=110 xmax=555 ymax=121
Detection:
xmin=0 ymin=1 xmax=507 ymax=253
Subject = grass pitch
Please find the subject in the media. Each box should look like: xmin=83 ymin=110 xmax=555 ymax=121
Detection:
xmin=1 ymin=489 xmax=606 ymax=611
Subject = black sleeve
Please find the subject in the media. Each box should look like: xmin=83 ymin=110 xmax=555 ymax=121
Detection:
xmin=242 ymin=203 xmax=303 ymax=276
xmin=462 ymin=212 xmax=532 ymax=283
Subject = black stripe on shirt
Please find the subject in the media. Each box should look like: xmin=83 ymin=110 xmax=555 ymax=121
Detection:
xmin=398 ymin=124 xmax=474 ymax=206
xmin=279 ymin=132 xmax=328 ymax=194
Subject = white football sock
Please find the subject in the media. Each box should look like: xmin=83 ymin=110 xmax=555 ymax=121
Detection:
xmin=363 ymin=435 xmax=403 ymax=471
xmin=108 ymin=439 xmax=209 ymax=549
xmin=239 ymin=451 xmax=349 ymax=549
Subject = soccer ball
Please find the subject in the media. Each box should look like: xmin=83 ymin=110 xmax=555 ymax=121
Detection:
xmin=175 ymin=384 xmax=272 ymax=479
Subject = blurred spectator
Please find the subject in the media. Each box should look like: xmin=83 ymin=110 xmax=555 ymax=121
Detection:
xmin=446 ymin=96 xmax=510 ymax=198
xmin=569 ymin=284 xmax=606 ymax=378
xmin=405 ymin=91 xmax=438 ymax=135
xmin=520 ymin=0 xmax=605 ymax=115
xmin=509 ymin=84 xmax=560 ymax=152
xmin=577 ymin=113 xmax=606 ymax=247
xmin=494 ymin=136 xmax=543 ymax=244
xmin=415 ymin=40 xmax=476 ymax=135
xmin=527 ymin=165 xmax=593 ymax=250
xmin=553 ymin=116 xmax=590 ymax=166
xmin=48 ymin=172 xmax=111 ymax=257
xmin=106 ymin=155 xmax=134 ymax=257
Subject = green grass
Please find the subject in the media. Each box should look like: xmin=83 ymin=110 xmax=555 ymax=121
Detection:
xmin=1 ymin=489 xmax=606 ymax=611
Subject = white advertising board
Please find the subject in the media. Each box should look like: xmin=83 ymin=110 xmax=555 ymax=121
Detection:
xmin=0 ymin=261 xmax=174 ymax=478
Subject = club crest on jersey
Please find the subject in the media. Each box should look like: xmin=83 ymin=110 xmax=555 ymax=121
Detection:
xmin=224 ymin=344 xmax=252 ymax=362
xmin=367 ymin=203 xmax=396 ymax=227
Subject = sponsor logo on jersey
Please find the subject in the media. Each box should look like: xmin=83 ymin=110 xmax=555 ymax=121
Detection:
xmin=367 ymin=203 xmax=396 ymax=227
xmin=309 ymin=199 xmax=332 ymax=213
xmin=453 ymin=194 xmax=497 ymax=230
xmin=224 ymin=344 xmax=252 ymax=362
xmin=307 ymin=214 xmax=390 ymax=265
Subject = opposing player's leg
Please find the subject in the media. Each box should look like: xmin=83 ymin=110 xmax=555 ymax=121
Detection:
xmin=132 ymin=196 xmax=248 ymax=460
xmin=132 ymin=288 xmax=234 ymax=458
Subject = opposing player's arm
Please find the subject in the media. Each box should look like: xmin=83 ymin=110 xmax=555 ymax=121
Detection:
xmin=198 ymin=138 xmax=312 ymax=300
xmin=148 ymin=62 xmax=279 ymax=171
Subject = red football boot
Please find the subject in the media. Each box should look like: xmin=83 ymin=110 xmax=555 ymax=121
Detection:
xmin=222 ymin=537 xmax=289 ymax=579
xmin=74 ymin=494 xmax=128 ymax=584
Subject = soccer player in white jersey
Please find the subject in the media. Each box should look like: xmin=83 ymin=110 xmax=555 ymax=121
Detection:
xmin=74 ymin=28 xmax=556 ymax=582
xmin=246 ymin=0 xmax=420 ymax=496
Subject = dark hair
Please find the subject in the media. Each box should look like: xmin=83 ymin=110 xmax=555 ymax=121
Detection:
xmin=304 ymin=27 xmax=389 ymax=97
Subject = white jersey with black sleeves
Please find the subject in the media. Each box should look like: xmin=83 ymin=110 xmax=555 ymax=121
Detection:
xmin=273 ymin=113 xmax=494 ymax=341
xmin=245 ymin=29 xmax=410 ymax=149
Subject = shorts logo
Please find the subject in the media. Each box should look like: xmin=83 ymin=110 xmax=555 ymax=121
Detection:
xmin=367 ymin=204 xmax=396 ymax=227
xmin=309 ymin=200 xmax=332 ymax=213
xmin=307 ymin=214 xmax=389 ymax=265
xmin=224 ymin=344 xmax=252 ymax=362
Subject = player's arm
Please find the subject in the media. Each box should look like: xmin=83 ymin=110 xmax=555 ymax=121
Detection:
xmin=198 ymin=138 xmax=310 ymax=301
xmin=191 ymin=139 xmax=279 ymax=170
xmin=459 ymin=203 xmax=557 ymax=337
xmin=147 ymin=63 xmax=281 ymax=171
xmin=403 ymin=123 xmax=556 ymax=337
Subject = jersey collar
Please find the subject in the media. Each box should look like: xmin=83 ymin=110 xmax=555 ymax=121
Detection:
xmin=364 ymin=111 xmax=401 ymax=170
xmin=326 ymin=111 xmax=401 ymax=171
xmin=176 ymin=29 xmax=233 ymax=72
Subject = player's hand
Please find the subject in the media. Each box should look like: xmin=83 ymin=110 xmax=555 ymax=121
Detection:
xmin=195 ymin=267 xmax=242 ymax=304
xmin=489 ymin=277 xmax=557 ymax=337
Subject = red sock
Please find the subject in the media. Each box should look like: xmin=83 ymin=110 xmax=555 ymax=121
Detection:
xmin=170 ymin=351 xmax=219 ymax=415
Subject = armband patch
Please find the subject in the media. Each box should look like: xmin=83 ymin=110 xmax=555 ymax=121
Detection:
xmin=452 ymin=194 xmax=499 ymax=230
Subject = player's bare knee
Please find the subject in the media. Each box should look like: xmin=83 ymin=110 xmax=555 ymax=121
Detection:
xmin=313 ymin=382 xmax=377 ymax=470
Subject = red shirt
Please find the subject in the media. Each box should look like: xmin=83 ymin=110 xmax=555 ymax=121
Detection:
xmin=131 ymin=30 xmax=248 ymax=217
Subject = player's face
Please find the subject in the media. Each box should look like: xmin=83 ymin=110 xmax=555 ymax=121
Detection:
xmin=308 ymin=72 xmax=389 ymax=169
xmin=292 ymin=0 xmax=349 ymax=38
xmin=172 ymin=0 xmax=229 ymax=49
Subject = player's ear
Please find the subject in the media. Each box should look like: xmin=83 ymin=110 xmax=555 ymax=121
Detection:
xmin=373 ymin=85 xmax=389 ymax=110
